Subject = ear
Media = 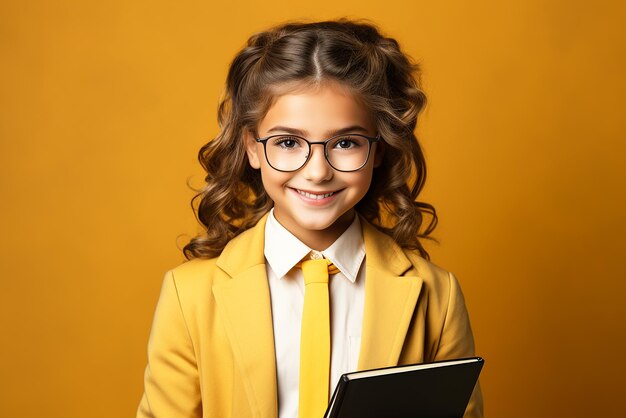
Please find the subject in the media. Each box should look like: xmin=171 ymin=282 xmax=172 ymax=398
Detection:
xmin=373 ymin=140 xmax=385 ymax=168
xmin=245 ymin=130 xmax=261 ymax=169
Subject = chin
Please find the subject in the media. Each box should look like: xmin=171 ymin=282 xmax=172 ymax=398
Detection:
xmin=296 ymin=216 xmax=339 ymax=231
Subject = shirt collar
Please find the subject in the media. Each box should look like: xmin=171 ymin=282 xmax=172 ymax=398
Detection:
xmin=264 ymin=208 xmax=365 ymax=283
xmin=319 ymin=215 xmax=365 ymax=283
xmin=264 ymin=209 xmax=312 ymax=279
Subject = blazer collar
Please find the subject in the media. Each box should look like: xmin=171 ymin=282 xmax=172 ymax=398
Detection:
xmin=361 ymin=216 xmax=413 ymax=276
xmin=215 ymin=212 xmax=270 ymax=277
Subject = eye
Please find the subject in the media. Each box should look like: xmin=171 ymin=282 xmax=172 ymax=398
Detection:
xmin=332 ymin=136 xmax=362 ymax=150
xmin=271 ymin=135 xmax=303 ymax=150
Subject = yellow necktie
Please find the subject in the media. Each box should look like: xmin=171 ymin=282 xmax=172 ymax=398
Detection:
xmin=298 ymin=257 xmax=339 ymax=418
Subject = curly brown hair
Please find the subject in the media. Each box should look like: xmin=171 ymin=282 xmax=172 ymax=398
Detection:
xmin=183 ymin=19 xmax=437 ymax=260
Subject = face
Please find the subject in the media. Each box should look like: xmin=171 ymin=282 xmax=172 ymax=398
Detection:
xmin=245 ymin=81 xmax=384 ymax=250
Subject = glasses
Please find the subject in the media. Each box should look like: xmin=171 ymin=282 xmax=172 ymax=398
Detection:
xmin=255 ymin=133 xmax=381 ymax=172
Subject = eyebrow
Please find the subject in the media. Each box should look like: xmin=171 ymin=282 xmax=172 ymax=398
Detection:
xmin=265 ymin=125 xmax=370 ymax=137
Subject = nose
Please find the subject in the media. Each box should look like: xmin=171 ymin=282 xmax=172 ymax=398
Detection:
xmin=301 ymin=143 xmax=333 ymax=182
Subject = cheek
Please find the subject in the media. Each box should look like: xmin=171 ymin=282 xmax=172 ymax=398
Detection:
xmin=346 ymin=169 xmax=375 ymax=198
xmin=259 ymin=165 xmax=291 ymax=193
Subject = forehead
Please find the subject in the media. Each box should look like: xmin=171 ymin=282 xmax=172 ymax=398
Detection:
xmin=257 ymin=80 xmax=375 ymax=136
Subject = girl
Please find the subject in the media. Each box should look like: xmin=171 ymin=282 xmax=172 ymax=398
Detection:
xmin=137 ymin=19 xmax=483 ymax=418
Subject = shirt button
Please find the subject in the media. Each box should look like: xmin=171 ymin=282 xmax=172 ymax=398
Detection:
xmin=310 ymin=251 xmax=323 ymax=260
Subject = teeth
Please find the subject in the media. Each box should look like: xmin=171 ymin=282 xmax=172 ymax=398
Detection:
xmin=296 ymin=189 xmax=335 ymax=199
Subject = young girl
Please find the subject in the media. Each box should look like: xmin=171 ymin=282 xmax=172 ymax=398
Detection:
xmin=137 ymin=19 xmax=483 ymax=418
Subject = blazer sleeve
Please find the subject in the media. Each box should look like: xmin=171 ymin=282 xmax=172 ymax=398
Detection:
xmin=137 ymin=271 xmax=202 ymax=418
xmin=434 ymin=272 xmax=484 ymax=418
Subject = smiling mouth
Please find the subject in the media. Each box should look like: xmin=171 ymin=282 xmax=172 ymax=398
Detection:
xmin=293 ymin=188 xmax=340 ymax=200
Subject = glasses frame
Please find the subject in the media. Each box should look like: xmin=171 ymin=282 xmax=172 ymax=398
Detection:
xmin=254 ymin=133 xmax=382 ymax=172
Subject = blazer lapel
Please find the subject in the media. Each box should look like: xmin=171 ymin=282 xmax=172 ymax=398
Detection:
xmin=212 ymin=213 xmax=278 ymax=418
xmin=357 ymin=216 xmax=424 ymax=371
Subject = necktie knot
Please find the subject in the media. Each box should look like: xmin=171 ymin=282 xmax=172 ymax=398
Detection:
xmin=297 ymin=256 xmax=340 ymax=285
xmin=301 ymin=259 xmax=335 ymax=285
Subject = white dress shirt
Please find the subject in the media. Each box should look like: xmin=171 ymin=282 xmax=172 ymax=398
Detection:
xmin=264 ymin=209 xmax=366 ymax=418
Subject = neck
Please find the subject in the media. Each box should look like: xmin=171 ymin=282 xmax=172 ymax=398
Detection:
xmin=274 ymin=209 xmax=356 ymax=251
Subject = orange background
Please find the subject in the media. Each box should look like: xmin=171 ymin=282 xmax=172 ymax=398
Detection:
xmin=1 ymin=0 xmax=625 ymax=416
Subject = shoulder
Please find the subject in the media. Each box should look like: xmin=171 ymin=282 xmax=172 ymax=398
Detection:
xmin=402 ymin=249 xmax=465 ymax=304
xmin=166 ymin=213 xmax=267 ymax=288
xmin=361 ymin=217 xmax=462 ymax=306
xmin=404 ymin=250 xmax=453 ymax=282
xmin=360 ymin=215 xmax=457 ymax=289
xmin=401 ymin=249 xmax=473 ymax=337
xmin=161 ymin=215 xmax=267 ymax=301
xmin=159 ymin=257 xmax=221 ymax=305
xmin=170 ymin=256 xmax=220 ymax=282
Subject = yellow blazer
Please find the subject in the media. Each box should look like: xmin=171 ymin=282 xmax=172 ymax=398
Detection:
xmin=137 ymin=213 xmax=483 ymax=417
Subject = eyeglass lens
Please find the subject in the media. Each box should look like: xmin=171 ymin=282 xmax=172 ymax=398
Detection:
xmin=265 ymin=135 xmax=371 ymax=171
